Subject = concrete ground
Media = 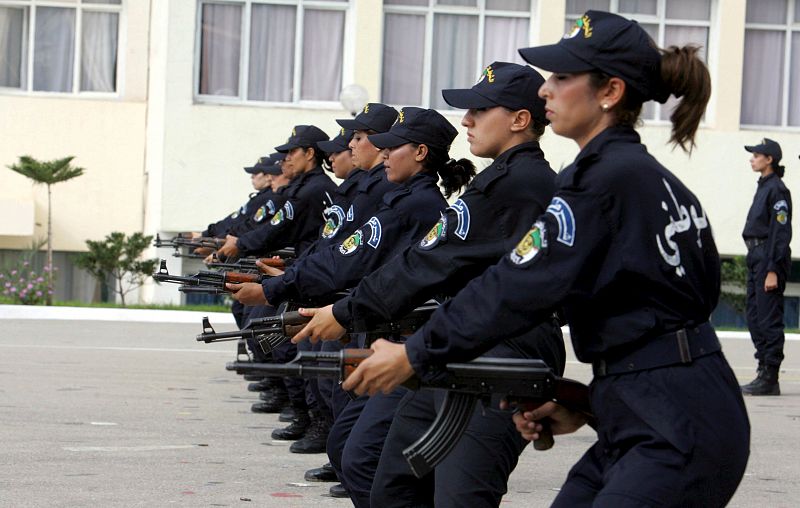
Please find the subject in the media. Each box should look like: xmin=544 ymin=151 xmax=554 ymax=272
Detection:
xmin=0 ymin=317 xmax=797 ymax=507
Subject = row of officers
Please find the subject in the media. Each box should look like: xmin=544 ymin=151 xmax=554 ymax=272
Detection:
xmin=182 ymin=10 xmax=792 ymax=508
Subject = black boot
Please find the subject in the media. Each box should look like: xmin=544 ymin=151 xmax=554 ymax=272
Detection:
xmin=328 ymin=483 xmax=349 ymax=498
xmin=304 ymin=462 xmax=337 ymax=482
xmin=248 ymin=378 xmax=277 ymax=392
xmin=741 ymin=364 xmax=780 ymax=396
xmin=278 ymin=406 xmax=296 ymax=423
xmin=290 ymin=412 xmax=329 ymax=454
xmin=271 ymin=409 xmax=311 ymax=440
xmin=251 ymin=389 xmax=290 ymax=414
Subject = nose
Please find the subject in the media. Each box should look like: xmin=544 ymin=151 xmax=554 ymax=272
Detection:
xmin=348 ymin=139 xmax=357 ymax=151
xmin=461 ymin=111 xmax=473 ymax=128
xmin=538 ymin=78 xmax=552 ymax=99
xmin=381 ymin=148 xmax=389 ymax=160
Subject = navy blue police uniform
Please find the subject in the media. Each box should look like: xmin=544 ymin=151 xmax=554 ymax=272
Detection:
xmin=325 ymin=63 xmax=565 ymax=508
xmin=742 ymin=139 xmax=792 ymax=381
xmin=230 ymin=154 xmax=288 ymax=237
xmin=236 ymin=126 xmax=337 ymax=257
xmin=399 ymin=13 xmax=749 ymax=507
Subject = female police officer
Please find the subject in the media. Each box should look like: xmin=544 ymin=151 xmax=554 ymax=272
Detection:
xmin=294 ymin=62 xmax=564 ymax=507
xmin=340 ymin=11 xmax=750 ymax=507
xmin=741 ymin=138 xmax=791 ymax=396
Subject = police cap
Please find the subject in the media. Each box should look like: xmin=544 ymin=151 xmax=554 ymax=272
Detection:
xmin=275 ymin=125 xmax=329 ymax=153
xmin=367 ymin=107 xmax=457 ymax=150
xmin=336 ymin=103 xmax=398 ymax=133
xmin=317 ymin=127 xmax=354 ymax=154
xmin=745 ymin=138 xmax=782 ymax=164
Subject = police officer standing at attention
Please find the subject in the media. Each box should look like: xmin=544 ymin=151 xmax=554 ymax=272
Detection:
xmin=342 ymin=11 xmax=750 ymax=507
xmin=741 ymin=138 xmax=792 ymax=396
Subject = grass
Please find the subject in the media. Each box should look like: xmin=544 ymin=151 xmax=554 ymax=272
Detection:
xmin=0 ymin=297 xmax=230 ymax=313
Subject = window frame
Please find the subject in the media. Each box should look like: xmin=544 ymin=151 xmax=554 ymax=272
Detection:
xmin=566 ymin=0 xmax=714 ymax=125
xmin=741 ymin=0 xmax=800 ymax=130
xmin=381 ymin=0 xmax=536 ymax=109
xmin=0 ymin=0 xmax=124 ymax=97
xmin=193 ymin=0 xmax=352 ymax=108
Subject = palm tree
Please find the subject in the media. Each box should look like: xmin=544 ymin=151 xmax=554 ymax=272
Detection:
xmin=7 ymin=156 xmax=85 ymax=305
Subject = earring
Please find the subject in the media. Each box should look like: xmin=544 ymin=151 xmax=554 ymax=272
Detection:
xmin=602 ymin=103 xmax=609 ymax=112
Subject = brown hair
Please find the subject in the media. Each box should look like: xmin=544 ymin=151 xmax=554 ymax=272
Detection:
xmin=590 ymin=45 xmax=711 ymax=153
xmin=417 ymin=144 xmax=476 ymax=198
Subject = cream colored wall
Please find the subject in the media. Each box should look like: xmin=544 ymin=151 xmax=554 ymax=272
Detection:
xmin=0 ymin=1 xmax=151 ymax=252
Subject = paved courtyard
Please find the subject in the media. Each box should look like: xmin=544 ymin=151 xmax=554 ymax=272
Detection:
xmin=0 ymin=316 xmax=797 ymax=507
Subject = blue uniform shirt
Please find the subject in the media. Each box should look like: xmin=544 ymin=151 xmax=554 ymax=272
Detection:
xmin=262 ymin=171 xmax=446 ymax=305
xmin=742 ymin=173 xmax=792 ymax=276
xmin=236 ymin=167 xmax=337 ymax=256
xmin=404 ymin=126 xmax=720 ymax=375
xmin=203 ymin=189 xmax=275 ymax=238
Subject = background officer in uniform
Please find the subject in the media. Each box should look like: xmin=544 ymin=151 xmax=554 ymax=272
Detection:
xmin=342 ymin=11 xmax=750 ymax=508
xmin=741 ymin=138 xmax=792 ymax=396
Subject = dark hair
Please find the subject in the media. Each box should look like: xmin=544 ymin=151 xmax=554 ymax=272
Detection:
xmin=418 ymin=144 xmax=476 ymax=198
xmin=589 ymin=45 xmax=711 ymax=153
xmin=303 ymin=146 xmax=329 ymax=170
xmin=774 ymin=163 xmax=786 ymax=178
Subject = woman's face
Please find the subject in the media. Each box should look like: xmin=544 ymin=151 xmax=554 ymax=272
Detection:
xmin=284 ymin=147 xmax=313 ymax=177
xmin=750 ymin=153 xmax=773 ymax=174
xmin=330 ymin=149 xmax=356 ymax=179
xmin=251 ymin=172 xmax=271 ymax=190
xmin=538 ymin=72 xmax=609 ymax=149
xmin=383 ymin=143 xmax=422 ymax=184
xmin=349 ymin=130 xmax=382 ymax=170
xmin=461 ymin=106 xmax=518 ymax=159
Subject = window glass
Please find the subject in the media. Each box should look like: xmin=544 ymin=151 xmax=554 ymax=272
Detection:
xmin=486 ymin=0 xmax=530 ymax=11
xmin=248 ymin=4 xmax=295 ymax=102
xmin=746 ymin=0 xmax=787 ymax=24
xmin=665 ymin=0 xmax=711 ymax=20
xmin=382 ymin=13 xmax=425 ymax=105
xmin=301 ymin=9 xmax=345 ymax=101
xmin=81 ymin=11 xmax=118 ymax=92
xmin=618 ymin=0 xmax=657 ymax=15
xmin=565 ymin=0 xmax=610 ymax=15
xmin=741 ymin=29 xmax=785 ymax=125
xmin=33 ymin=7 xmax=75 ymax=92
xmin=0 ymin=6 xmax=26 ymax=88
xmin=430 ymin=13 xmax=478 ymax=110
xmin=198 ymin=3 xmax=242 ymax=97
xmin=483 ymin=16 xmax=527 ymax=65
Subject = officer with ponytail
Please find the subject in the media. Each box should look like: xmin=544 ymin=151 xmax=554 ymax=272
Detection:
xmin=741 ymin=138 xmax=792 ymax=396
xmin=342 ymin=11 xmax=750 ymax=507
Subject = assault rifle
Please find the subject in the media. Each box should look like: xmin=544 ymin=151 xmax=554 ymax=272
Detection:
xmin=227 ymin=350 xmax=592 ymax=478
xmin=152 ymin=259 xmax=267 ymax=294
xmin=154 ymin=233 xmax=225 ymax=250
xmin=199 ymin=303 xmax=438 ymax=354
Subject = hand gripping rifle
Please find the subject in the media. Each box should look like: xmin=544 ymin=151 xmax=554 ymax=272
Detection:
xmin=151 ymin=259 xmax=266 ymax=294
xmin=199 ymin=303 xmax=439 ymax=355
xmin=227 ymin=350 xmax=592 ymax=478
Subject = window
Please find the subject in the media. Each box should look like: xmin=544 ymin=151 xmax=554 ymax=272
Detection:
xmin=741 ymin=0 xmax=800 ymax=127
xmin=566 ymin=0 xmax=712 ymax=121
xmin=0 ymin=0 xmax=121 ymax=94
xmin=197 ymin=0 xmax=349 ymax=104
xmin=382 ymin=0 xmax=532 ymax=109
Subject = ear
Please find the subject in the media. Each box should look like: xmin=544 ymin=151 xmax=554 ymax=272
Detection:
xmin=597 ymin=76 xmax=626 ymax=110
xmin=305 ymin=147 xmax=316 ymax=162
xmin=415 ymin=144 xmax=429 ymax=162
xmin=509 ymin=109 xmax=532 ymax=133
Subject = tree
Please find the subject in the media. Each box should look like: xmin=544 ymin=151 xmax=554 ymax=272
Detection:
xmin=7 ymin=155 xmax=85 ymax=305
xmin=74 ymin=232 xmax=158 ymax=306
xmin=720 ymin=256 xmax=748 ymax=315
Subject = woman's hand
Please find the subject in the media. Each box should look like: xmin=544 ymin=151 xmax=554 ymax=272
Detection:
xmin=501 ymin=400 xmax=588 ymax=442
xmin=341 ymin=339 xmax=415 ymax=396
xmin=226 ymin=282 xmax=268 ymax=306
xmin=765 ymin=271 xmax=779 ymax=292
xmin=291 ymin=305 xmax=346 ymax=344
xmin=256 ymin=258 xmax=285 ymax=276
xmin=217 ymin=235 xmax=239 ymax=258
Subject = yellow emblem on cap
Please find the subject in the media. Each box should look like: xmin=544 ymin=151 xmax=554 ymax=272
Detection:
xmin=292 ymin=127 xmax=297 ymax=136
xmin=259 ymin=157 xmax=267 ymax=164
xmin=363 ymin=104 xmax=370 ymax=114
xmin=565 ymin=15 xmax=592 ymax=39
xmin=397 ymin=110 xmax=405 ymax=124
xmin=478 ymin=65 xmax=495 ymax=84
xmin=340 ymin=127 xmax=346 ymax=136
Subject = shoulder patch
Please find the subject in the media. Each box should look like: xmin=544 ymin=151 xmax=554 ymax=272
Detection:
xmin=239 ymin=202 xmax=248 ymax=214
xmin=339 ymin=229 xmax=364 ymax=256
xmin=420 ymin=214 xmax=447 ymax=250
xmin=347 ymin=204 xmax=354 ymax=222
xmin=284 ymin=201 xmax=295 ymax=220
xmin=546 ymin=197 xmax=575 ymax=247
xmin=253 ymin=206 xmax=267 ymax=223
xmin=450 ymin=199 xmax=471 ymax=240
xmin=774 ymin=199 xmax=789 ymax=211
xmin=366 ymin=217 xmax=382 ymax=248
xmin=266 ymin=200 xmax=276 ymax=215
xmin=321 ymin=205 xmax=346 ymax=239
xmin=510 ymin=220 xmax=548 ymax=265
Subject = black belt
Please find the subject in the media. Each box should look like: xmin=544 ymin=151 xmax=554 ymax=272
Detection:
xmin=744 ymin=237 xmax=766 ymax=250
xmin=592 ymin=322 xmax=720 ymax=377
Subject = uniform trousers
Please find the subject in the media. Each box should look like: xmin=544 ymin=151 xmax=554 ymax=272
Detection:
xmin=327 ymin=388 xmax=408 ymax=508
xmin=746 ymin=245 xmax=786 ymax=367
xmin=370 ymin=390 xmax=529 ymax=508
xmin=552 ymin=353 xmax=749 ymax=507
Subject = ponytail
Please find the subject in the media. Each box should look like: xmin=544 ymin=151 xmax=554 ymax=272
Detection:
xmin=659 ymin=45 xmax=711 ymax=153
xmin=775 ymin=164 xmax=786 ymax=178
xmin=419 ymin=144 xmax=476 ymax=198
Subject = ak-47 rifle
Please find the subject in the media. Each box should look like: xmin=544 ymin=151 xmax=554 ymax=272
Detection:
xmin=227 ymin=350 xmax=592 ymax=478
xmin=154 ymin=233 xmax=225 ymax=250
xmin=199 ymin=303 xmax=438 ymax=355
xmin=152 ymin=259 xmax=266 ymax=294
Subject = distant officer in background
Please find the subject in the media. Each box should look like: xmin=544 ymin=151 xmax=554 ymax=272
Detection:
xmin=741 ymin=138 xmax=792 ymax=396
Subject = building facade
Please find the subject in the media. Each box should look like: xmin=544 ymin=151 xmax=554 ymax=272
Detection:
xmin=1 ymin=0 xmax=799 ymax=313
